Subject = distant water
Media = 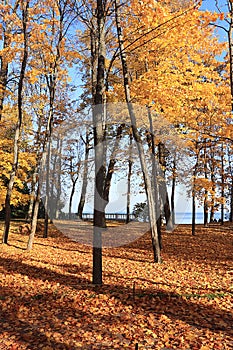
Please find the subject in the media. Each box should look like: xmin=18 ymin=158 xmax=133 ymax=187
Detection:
xmin=175 ymin=212 xmax=221 ymax=224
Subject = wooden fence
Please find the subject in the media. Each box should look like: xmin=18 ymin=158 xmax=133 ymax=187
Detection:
xmin=82 ymin=213 xmax=135 ymax=221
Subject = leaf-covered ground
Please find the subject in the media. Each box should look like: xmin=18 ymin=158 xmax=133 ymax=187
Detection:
xmin=0 ymin=221 xmax=232 ymax=349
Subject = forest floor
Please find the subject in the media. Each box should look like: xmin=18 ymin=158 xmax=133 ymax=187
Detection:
xmin=0 ymin=220 xmax=232 ymax=350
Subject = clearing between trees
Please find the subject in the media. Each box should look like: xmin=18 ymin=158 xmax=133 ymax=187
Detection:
xmin=0 ymin=221 xmax=232 ymax=349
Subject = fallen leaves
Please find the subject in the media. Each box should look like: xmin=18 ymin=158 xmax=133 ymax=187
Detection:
xmin=0 ymin=221 xmax=232 ymax=349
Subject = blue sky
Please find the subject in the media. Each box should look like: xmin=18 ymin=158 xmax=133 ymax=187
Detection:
xmin=200 ymin=0 xmax=228 ymax=12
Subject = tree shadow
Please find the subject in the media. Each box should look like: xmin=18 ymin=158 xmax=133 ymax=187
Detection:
xmin=33 ymin=240 xmax=92 ymax=254
xmin=6 ymin=243 xmax=27 ymax=250
xmin=0 ymin=255 xmax=232 ymax=346
xmin=0 ymin=293 xmax=72 ymax=349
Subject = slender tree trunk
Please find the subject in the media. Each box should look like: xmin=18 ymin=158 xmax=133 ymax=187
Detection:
xmin=77 ymin=129 xmax=90 ymax=219
xmin=209 ymin=145 xmax=216 ymax=223
xmin=115 ymin=0 xmax=161 ymax=262
xmin=230 ymin=178 xmax=233 ymax=222
xmin=0 ymin=34 xmax=9 ymax=121
xmin=192 ymin=186 xmax=196 ymax=236
xmin=26 ymin=113 xmax=43 ymax=223
xmin=27 ymin=172 xmax=37 ymax=223
xmin=69 ymin=178 xmax=78 ymax=219
xmin=192 ymin=155 xmax=199 ymax=236
xmin=203 ymin=142 xmax=208 ymax=227
xmin=228 ymin=2 xmax=233 ymax=112
xmin=27 ymin=146 xmax=49 ymax=249
xmin=171 ymin=156 xmax=176 ymax=226
xmin=226 ymin=2 xmax=233 ymax=222
xmin=220 ymin=144 xmax=224 ymax=225
xmin=209 ymin=189 xmax=215 ymax=223
xmin=55 ymin=137 xmax=63 ymax=219
xmin=0 ymin=0 xmax=19 ymax=119
xmin=2 ymin=1 xmax=29 ymax=244
xmin=147 ymin=107 xmax=161 ymax=247
xmin=92 ymin=0 xmax=106 ymax=285
xmin=203 ymin=198 xmax=208 ymax=227
xmin=27 ymin=184 xmax=40 ymax=251
xmin=227 ymin=145 xmax=233 ymax=222
xmin=44 ymin=139 xmax=51 ymax=238
xmin=126 ymin=129 xmax=133 ymax=224
xmin=158 ymin=143 xmax=173 ymax=231
xmin=102 ymin=124 xmax=124 ymax=207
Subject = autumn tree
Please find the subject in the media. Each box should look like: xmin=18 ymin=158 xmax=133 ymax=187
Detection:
xmin=211 ymin=0 xmax=233 ymax=221
xmin=27 ymin=0 xmax=79 ymax=249
xmin=110 ymin=0 xmax=230 ymax=229
xmin=114 ymin=0 xmax=161 ymax=262
xmin=2 ymin=0 xmax=30 ymax=244
xmin=0 ymin=1 xmax=19 ymax=120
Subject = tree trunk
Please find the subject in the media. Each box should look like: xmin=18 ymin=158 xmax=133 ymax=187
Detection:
xmin=27 ymin=172 xmax=37 ymax=223
xmin=158 ymin=143 xmax=173 ymax=231
xmin=102 ymin=124 xmax=124 ymax=207
xmin=126 ymin=129 xmax=133 ymax=224
xmin=147 ymin=107 xmax=161 ymax=248
xmin=92 ymin=0 xmax=106 ymax=285
xmin=2 ymin=1 xmax=29 ymax=244
xmin=230 ymin=179 xmax=233 ymax=222
xmin=192 ymin=186 xmax=196 ymax=236
xmin=226 ymin=144 xmax=233 ymax=222
xmin=69 ymin=177 xmax=78 ymax=219
xmin=192 ymin=156 xmax=198 ymax=236
xmin=0 ymin=0 xmax=20 ymax=120
xmin=228 ymin=1 xmax=233 ymax=112
xmin=27 ymin=185 xmax=40 ymax=251
xmin=227 ymin=2 xmax=233 ymax=222
xmin=171 ymin=156 xmax=176 ymax=226
xmin=220 ymin=144 xmax=224 ymax=225
xmin=55 ymin=137 xmax=63 ymax=219
xmin=0 ymin=34 xmax=9 ymax=121
xmin=114 ymin=0 xmax=161 ymax=263
xmin=209 ymin=148 xmax=216 ymax=223
xmin=44 ymin=139 xmax=51 ymax=238
xmin=203 ymin=201 xmax=208 ymax=227
xmin=77 ymin=129 xmax=91 ymax=219
xmin=203 ymin=142 xmax=208 ymax=227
